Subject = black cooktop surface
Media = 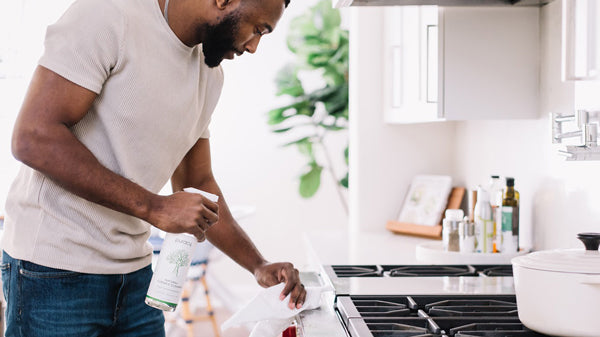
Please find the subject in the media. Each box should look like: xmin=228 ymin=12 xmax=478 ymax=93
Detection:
xmin=336 ymin=295 xmax=549 ymax=337
xmin=329 ymin=265 xmax=514 ymax=278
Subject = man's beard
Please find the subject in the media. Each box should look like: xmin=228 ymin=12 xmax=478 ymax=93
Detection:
xmin=202 ymin=11 xmax=241 ymax=68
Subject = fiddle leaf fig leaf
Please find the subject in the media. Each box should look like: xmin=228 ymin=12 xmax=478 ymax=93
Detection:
xmin=267 ymin=107 xmax=288 ymax=125
xmin=340 ymin=172 xmax=349 ymax=188
xmin=296 ymin=138 xmax=314 ymax=158
xmin=275 ymin=65 xmax=304 ymax=97
xmin=299 ymin=164 xmax=323 ymax=198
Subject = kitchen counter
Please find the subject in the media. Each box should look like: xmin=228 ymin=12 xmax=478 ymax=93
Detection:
xmin=303 ymin=228 xmax=435 ymax=267
xmin=297 ymin=291 xmax=347 ymax=337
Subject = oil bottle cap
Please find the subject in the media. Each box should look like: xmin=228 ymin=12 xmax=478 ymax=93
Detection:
xmin=506 ymin=177 xmax=515 ymax=187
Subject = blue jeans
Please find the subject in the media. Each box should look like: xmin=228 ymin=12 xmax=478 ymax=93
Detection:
xmin=1 ymin=251 xmax=165 ymax=337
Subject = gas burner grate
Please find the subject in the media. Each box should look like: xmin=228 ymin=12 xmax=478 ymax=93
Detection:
xmin=367 ymin=322 xmax=432 ymax=337
xmin=477 ymin=265 xmax=514 ymax=277
xmin=328 ymin=264 xmax=515 ymax=278
xmin=385 ymin=265 xmax=478 ymax=277
xmin=450 ymin=322 xmax=548 ymax=337
xmin=425 ymin=299 xmax=518 ymax=317
xmin=337 ymin=295 xmax=551 ymax=337
xmin=428 ymin=306 xmax=518 ymax=317
xmin=332 ymin=265 xmax=382 ymax=277
xmin=353 ymin=299 xmax=412 ymax=317
xmin=351 ymin=318 xmax=436 ymax=337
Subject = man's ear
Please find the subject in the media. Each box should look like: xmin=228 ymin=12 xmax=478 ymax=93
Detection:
xmin=215 ymin=0 xmax=238 ymax=10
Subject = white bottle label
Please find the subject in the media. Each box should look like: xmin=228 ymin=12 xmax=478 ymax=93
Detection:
xmin=146 ymin=233 xmax=197 ymax=309
xmin=145 ymin=187 xmax=218 ymax=310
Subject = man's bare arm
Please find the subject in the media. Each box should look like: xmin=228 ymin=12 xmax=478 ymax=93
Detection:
xmin=171 ymin=138 xmax=307 ymax=308
xmin=11 ymin=66 xmax=216 ymax=239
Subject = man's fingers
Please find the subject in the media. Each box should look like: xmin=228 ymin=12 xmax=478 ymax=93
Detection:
xmin=202 ymin=196 xmax=219 ymax=213
xmin=278 ymin=265 xmax=300 ymax=301
xmin=279 ymin=276 xmax=296 ymax=300
xmin=193 ymin=227 xmax=206 ymax=242
xmin=289 ymin=283 xmax=306 ymax=309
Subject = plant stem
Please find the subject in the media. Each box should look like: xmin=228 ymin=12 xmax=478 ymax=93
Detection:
xmin=316 ymin=132 xmax=349 ymax=216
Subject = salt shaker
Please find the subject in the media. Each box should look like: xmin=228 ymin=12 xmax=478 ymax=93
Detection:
xmin=442 ymin=209 xmax=464 ymax=252
xmin=459 ymin=219 xmax=476 ymax=253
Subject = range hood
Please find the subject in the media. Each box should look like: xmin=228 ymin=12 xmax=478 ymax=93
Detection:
xmin=335 ymin=0 xmax=552 ymax=7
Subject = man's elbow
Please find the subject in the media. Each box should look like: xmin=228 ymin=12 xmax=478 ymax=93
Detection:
xmin=11 ymin=127 xmax=40 ymax=166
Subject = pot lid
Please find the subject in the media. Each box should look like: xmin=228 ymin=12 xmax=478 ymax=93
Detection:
xmin=512 ymin=233 xmax=600 ymax=274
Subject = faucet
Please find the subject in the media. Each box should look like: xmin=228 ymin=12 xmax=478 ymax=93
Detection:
xmin=552 ymin=110 xmax=600 ymax=161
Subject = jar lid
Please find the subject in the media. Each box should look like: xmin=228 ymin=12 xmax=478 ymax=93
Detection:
xmin=512 ymin=233 xmax=600 ymax=274
xmin=445 ymin=209 xmax=464 ymax=221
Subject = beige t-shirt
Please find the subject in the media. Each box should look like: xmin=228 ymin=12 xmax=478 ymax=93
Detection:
xmin=2 ymin=0 xmax=224 ymax=274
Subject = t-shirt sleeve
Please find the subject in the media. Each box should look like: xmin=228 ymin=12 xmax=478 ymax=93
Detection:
xmin=38 ymin=0 xmax=125 ymax=94
xmin=199 ymin=65 xmax=225 ymax=139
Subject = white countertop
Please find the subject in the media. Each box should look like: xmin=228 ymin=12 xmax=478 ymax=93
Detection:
xmin=303 ymin=228 xmax=436 ymax=267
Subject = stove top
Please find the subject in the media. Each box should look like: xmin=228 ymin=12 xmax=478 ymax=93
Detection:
xmin=322 ymin=264 xmax=516 ymax=296
xmin=328 ymin=265 xmax=514 ymax=278
xmin=336 ymin=295 xmax=549 ymax=337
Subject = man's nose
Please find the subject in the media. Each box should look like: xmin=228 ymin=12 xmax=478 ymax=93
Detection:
xmin=244 ymin=35 xmax=261 ymax=54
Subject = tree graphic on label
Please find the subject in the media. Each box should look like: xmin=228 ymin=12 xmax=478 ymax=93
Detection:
xmin=167 ymin=249 xmax=190 ymax=276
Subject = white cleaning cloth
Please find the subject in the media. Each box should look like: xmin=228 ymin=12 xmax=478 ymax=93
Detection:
xmin=221 ymin=283 xmax=332 ymax=337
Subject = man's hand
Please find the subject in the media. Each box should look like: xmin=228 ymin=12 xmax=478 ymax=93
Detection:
xmin=148 ymin=191 xmax=219 ymax=242
xmin=254 ymin=262 xmax=306 ymax=309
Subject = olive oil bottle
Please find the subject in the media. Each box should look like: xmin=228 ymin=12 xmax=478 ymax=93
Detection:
xmin=501 ymin=177 xmax=519 ymax=253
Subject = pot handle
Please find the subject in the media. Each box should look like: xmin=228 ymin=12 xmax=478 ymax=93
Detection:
xmin=577 ymin=233 xmax=600 ymax=251
xmin=579 ymin=275 xmax=600 ymax=285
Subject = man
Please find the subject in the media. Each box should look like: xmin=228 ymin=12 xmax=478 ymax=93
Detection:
xmin=1 ymin=0 xmax=305 ymax=335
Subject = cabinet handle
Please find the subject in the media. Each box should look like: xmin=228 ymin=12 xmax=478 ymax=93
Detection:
xmin=426 ymin=24 xmax=438 ymax=103
xmin=392 ymin=46 xmax=402 ymax=108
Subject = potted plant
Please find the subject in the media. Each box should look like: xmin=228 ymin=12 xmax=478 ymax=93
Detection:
xmin=267 ymin=0 xmax=349 ymax=213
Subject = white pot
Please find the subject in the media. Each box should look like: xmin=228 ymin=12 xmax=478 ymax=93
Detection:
xmin=511 ymin=233 xmax=600 ymax=337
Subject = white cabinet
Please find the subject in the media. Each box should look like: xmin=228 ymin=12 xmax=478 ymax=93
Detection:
xmin=383 ymin=7 xmax=438 ymax=123
xmin=562 ymin=0 xmax=600 ymax=81
xmin=383 ymin=7 xmax=540 ymax=123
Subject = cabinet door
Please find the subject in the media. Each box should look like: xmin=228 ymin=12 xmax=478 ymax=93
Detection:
xmin=563 ymin=0 xmax=600 ymax=81
xmin=438 ymin=7 xmax=540 ymax=120
xmin=383 ymin=6 xmax=439 ymax=124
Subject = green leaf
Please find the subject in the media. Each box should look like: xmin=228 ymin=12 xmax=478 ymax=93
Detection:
xmin=272 ymin=127 xmax=293 ymax=133
xmin=299 ymin=164 xmax=323 ymax=198
xmin=339 ymin=172 xmax=349 ymax=188
xmin=296 ymin=139 xmax=314 ymax=158
xmin=275 ymin=65 xmax=304 ymax=97
xmin=344 ymin=144 xmax=349 ymax=165
xmin=267 ymin=107 xmax=288 ymax=125
xmin=319 ymin=123 xmax=345 ymax=131
xmin=282 ymin=136 xmax=310 ymax=148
